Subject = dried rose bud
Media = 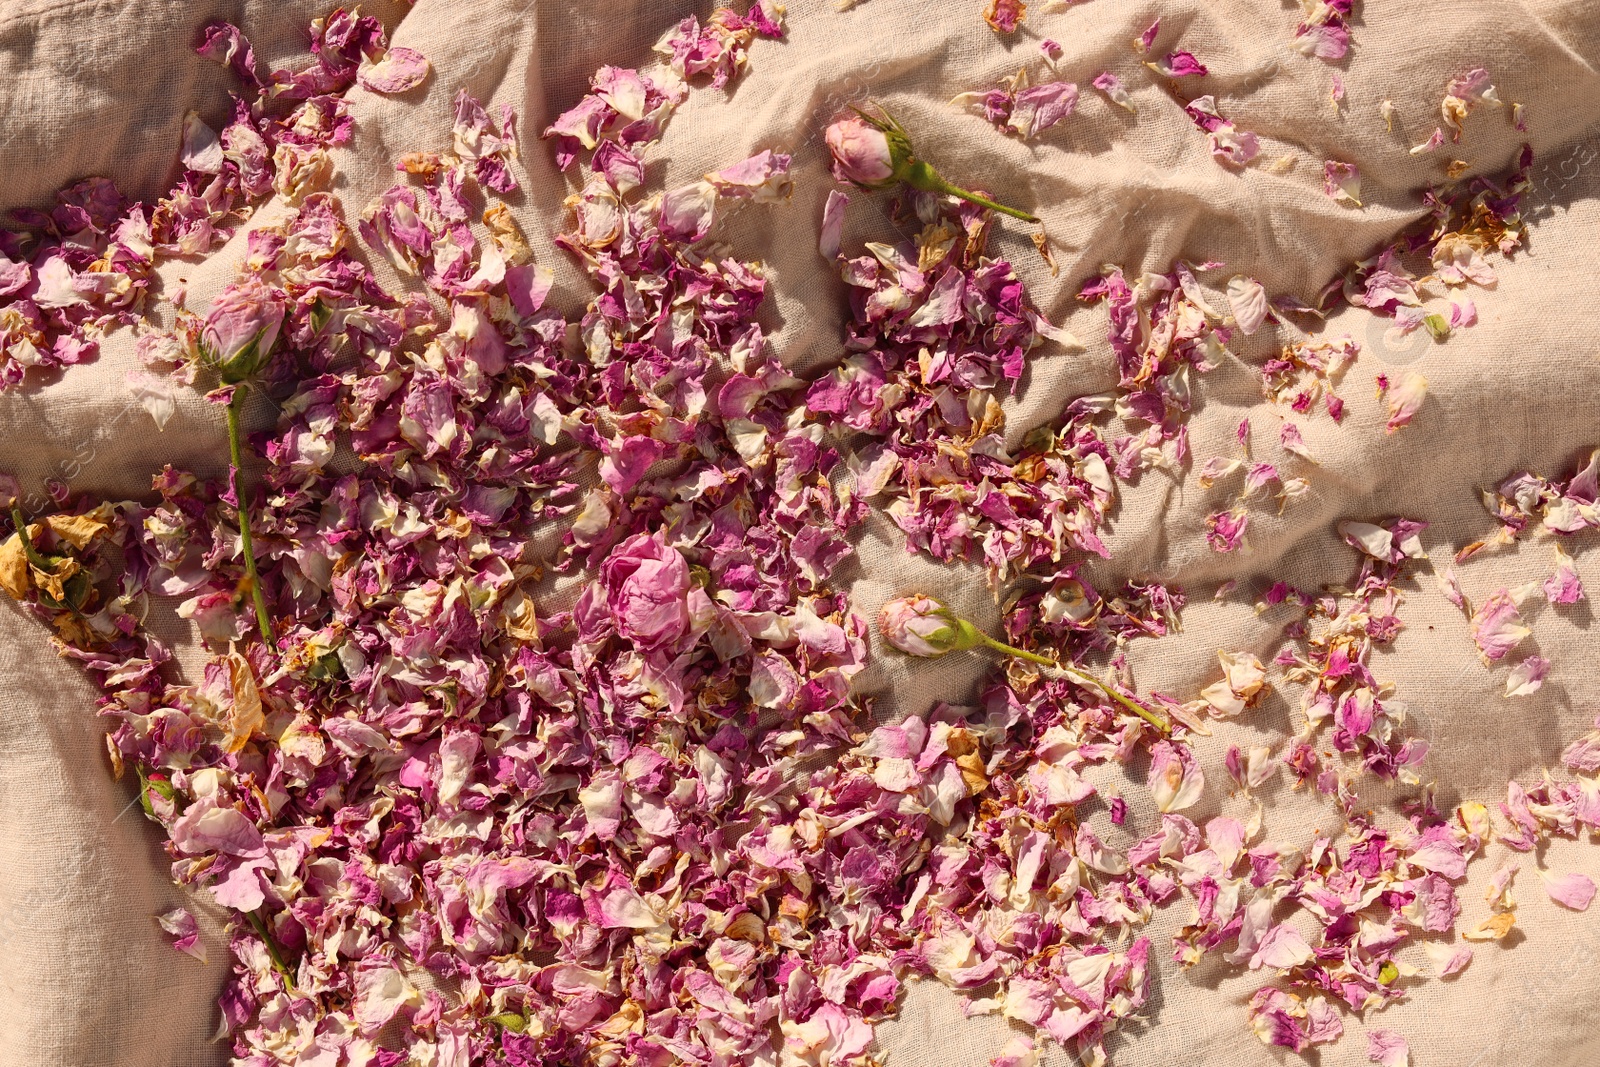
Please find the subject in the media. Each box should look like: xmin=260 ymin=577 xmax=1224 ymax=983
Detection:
xmin=825 ymin=115 xmax=899 ymax=187
xmin=0 ymin=472 xmax=18 ymax=510
xmin=204 ymin=273 xmax=287 ymax=644
xmin=877 ymin=595 xmax=981 ymax=657
xmin=825 ymin=106 xmax=1039 ymax=223
xmin=878 ymin=594 xmax=1170 ymax=732
xmin=202 ymin=275 xmax=286 ymax=384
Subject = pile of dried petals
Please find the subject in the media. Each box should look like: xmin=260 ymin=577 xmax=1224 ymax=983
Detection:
xmin=0 ymin=6 xmax=1594 ymax=1067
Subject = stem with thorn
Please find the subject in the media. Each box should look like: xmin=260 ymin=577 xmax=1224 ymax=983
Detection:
xmin=226 ymin=386 xmax=274 ymax=646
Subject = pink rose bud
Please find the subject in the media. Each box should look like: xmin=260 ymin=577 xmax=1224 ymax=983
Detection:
xmin=877 ymin=595 xmax=980 ymax=657
xmin=878 ymin=594 xmax=1171 ymax=733
xmin=202 ymin=275 xmax=286 ymax=384
xmin=825 ymin=115 xmax=897 ymax=187
xmin=825 ymin=106 xmax=1039 ymax=223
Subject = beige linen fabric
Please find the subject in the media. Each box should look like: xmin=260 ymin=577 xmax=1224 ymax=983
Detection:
xmin=2 ymin=0 xmax=1599 ymax=1064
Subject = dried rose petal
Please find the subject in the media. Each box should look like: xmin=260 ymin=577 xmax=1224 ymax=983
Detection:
xmin=1542 ymin=870 xmax=1597 ymax=911
xmin=357 ymin=47 xmax=431 ymax=94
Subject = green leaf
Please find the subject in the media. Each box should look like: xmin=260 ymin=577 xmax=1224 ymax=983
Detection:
xmin=137 ymin=765 xmax=176 ymax=818
xmin=306 ymin=651 xmax=345 ymax=681
xmin=308 ymin=299 xmax=333 ymax=335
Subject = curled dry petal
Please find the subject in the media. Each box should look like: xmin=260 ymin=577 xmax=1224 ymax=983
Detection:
xmin=1382 ymin=371 xmax=1428 ymax=433
xmin=1470 ymin=588 xmax=1531 ymax=663
xmin=357 ymin=47 xmax=431 ymax=94
xmin=1227 ymin=275 xmax=1269 ymax=334
xmin=1323 ymin=160 xmax=1362 ymax=206
xmin=1149 ymin=739 xmax=1204 ymax=812
xmin=1504 ymin=655 xmax=1550 ymax=698
xmin=1093 ymin=71 xmax=1137 ymax=113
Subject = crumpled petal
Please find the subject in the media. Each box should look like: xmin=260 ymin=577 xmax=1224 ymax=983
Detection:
xmin=358 ymin=47 xmax=432 ymax=94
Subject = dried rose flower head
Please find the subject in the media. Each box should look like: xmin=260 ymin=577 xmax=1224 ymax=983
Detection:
xmin=877 ymin=595 xmax=983 ymax=656
xmin=824 ymin=106 xmax=1039 ymax=222
xmin=202 ymin=275 xmax=286 ymax=385
xmin=825 ymin=114 xmax=898 ymax=187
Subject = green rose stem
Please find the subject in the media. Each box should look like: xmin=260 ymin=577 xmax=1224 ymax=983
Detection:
xmin=245 ymin=909 xmax=296 ymax=989
xmin=965 ymin=623 xmax=1171 ymax=735
xmin=225 ymin=387 xmax=274 ymax=646
xmin=832 ymin=106 xmax=1041 ymax=224
xmin=879 ymin=596 xmax=1170 ymax=734
xmin=901 ymin=160 xmax=1040 ymax=223
xmin=8 ymin=504 xmax=51 ymax=574
xmin=7 ymin=502 xmax=90 ymax=613
xmin=202 ymin=275 xmax=286 ymax=647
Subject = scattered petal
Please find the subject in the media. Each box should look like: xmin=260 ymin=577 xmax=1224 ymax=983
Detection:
xmin=1542 ymin=871 xmax=1596 ymax=911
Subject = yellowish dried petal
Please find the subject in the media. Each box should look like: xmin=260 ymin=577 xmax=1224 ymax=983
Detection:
xmin=1461 ymin=912 xmax=1516 ymax=941
xmin=223 ymin=650 xmax=265 ymax=754
xmin=0 ymin=532 xmax=30 ymax=600
xmin=44 ymin=509 xmax=109 ymax=549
